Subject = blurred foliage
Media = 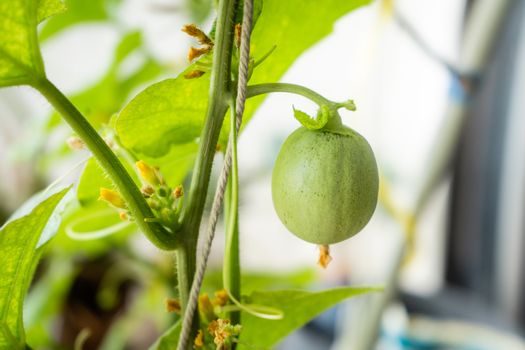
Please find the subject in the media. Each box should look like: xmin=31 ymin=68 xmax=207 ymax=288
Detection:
xmin=238 ymin=287 xmax=380 ymax=349
xmin=46 ymin=30 xmax=163 ymax=130
xmin=202 ymin=268 xmax=317 ymax=294
xmin=39 ymin=0 xmax=120 ymax=41
xmin=149 ymin=321 xmax=181 ymax=350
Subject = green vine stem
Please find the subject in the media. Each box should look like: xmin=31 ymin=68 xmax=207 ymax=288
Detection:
xmin=223 ymin=103 xmax=241 ymax=325
xmin=32 ymin=77 xmax=176 ymax=250
xmin=178 ymin=0 xmax=237 ymax=314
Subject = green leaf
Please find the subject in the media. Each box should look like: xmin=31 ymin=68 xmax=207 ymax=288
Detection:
xmin=0 ymin=0 xmax=64 ymax=87
xmin=0 ymin=323 xmax=18 ymax=350
xmin=115 ymin=0 xmax=370 ymax=159
xmin=116 ymin=70 xmax=209 ymax=157
xmin=249 ymin=0 xmax=370 ymax=85
xmin=141 ymin=141 xmax=198 ymax=187
xmin=0 ymin=188 xmax=70 ymax=348
xmin=39 ymin=0 xmax=120 ymax=41
xmin=238 ymin=287 xmax=380 ymax=349
xmin=149 ymin=321 xmax=181 ymax=350
xmin=203 ymin=268 xmax=316 ymax=295
xmin=234 ymin=0 xmax=263 ymax=27
xmin=77 ymin=158 xmax=113 ymax=205
xmin=0 ymin=0 xmax=41 ymax=86
xmin=5 ymin=187 xmax=72 ymax=248
xmin=37 ymin=0 xmax=66 ymax=23
xmin=293 ymin=105 xmax=329 ymax=130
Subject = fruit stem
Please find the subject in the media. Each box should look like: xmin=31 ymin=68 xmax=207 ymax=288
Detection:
xmin=247 ymin=83 xmax=350 ymax=130
xmin=246 ymin=82 xmax=355 ymax=113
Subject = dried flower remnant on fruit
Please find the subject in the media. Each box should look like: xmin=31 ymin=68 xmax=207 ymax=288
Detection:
xmin=208 ymin=319 xmax=241 ymax=348
xmin=119 ymin=212 xmax=128 ymax=221
xmin=99 ymin=188 xmax=126 ymax=209
xmin=318 ymin=245 xmax=332 ymax=269
xmin=67 ymin=136 xmax=84 ymax=150
xmin=184 ymin=70 xmax=205 ymax=79
xmin=136 ymin=160 xmax=163 ymax=186
xmin=194 ymin=330 xmax=204 ymax=348
xmin=165 ymin=298 xmax=181 ymax=314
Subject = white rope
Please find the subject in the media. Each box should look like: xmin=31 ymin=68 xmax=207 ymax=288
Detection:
xmin=177 ymin=0 xmax=253 ymax=348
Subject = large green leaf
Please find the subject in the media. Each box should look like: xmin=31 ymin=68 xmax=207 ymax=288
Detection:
xmin=0 ymin=188 xmax=70 ymax=349
xmin=238 ymin=287 xmax=379 ymax=349
xmin=37 ymin=0 xmax=66 ymax=23
xmin=0 ymin=0 xmax=64 ymax=87
xmin=115 ymin=0 xmax=371 ymax=159
xmin=149 ymin=321 xmax=181 ymax=350
xmin=116 ymin=70 xmax=210 ymax=157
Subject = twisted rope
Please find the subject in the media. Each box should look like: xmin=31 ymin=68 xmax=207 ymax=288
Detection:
xmin=177 ymin=0 xmax=253 ymax=348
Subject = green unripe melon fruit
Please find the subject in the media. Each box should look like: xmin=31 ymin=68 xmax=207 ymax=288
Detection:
xmin=272 ymin=126 xmax=379 ymax=244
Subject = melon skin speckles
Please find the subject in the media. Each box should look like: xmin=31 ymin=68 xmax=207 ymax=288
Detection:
xmin=271 ymin=126 xmax=379 ymax=244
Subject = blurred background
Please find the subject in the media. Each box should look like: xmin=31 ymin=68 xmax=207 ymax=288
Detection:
xmin=0 ymin=0 xmax=524 ymax=349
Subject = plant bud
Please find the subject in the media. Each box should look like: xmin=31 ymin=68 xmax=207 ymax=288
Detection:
xmin=160 ymin=207 xmax=176 ymax=224
xmin=194 ymin=330 xmax=204 ymax=348
xmin=181 ymin=24 xmax=213 ymax=46
xmin=188 ymin=46 xmax=211 ymax=62
xmin=198 ymin=294 xmax=216 ymax=323
xmin=99 ymin=188 xmax=126 ymax=209
xmin=184 ymin=70 xmax=205 ymax=79
xmin=66 ymin=136 xmax=84 ymax=150
xmin=172 ymin=185 xmax=184 ymax=199
xmin=136 ymin=160 xmax=163 ymax=186
xmin=212 ymin=289 xmax=228 ymax=307
xmin=157 ymin=186 xmax=168 ymax=197
xmin=165 ymin=298 xmax=181 ymax=314
xmin=146 ymin=198 xmax=161 ymax=210
xmin=141 ymin=185 xmax=155 ymax=197
xmin=234 ymin=23 xmax=242 ymax=48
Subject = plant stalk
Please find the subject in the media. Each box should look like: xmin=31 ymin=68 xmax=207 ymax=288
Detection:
xmin=177 ymin=0 xmax=237 ymax=318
